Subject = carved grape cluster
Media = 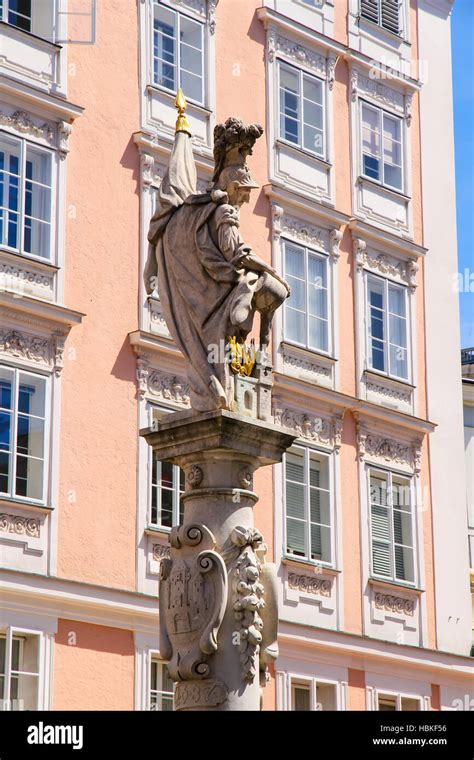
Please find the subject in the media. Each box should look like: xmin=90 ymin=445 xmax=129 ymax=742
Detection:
xmin=231 ymin=527 xmax=265 ymax=684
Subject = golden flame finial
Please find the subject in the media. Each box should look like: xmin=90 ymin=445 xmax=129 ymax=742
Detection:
xmin=175 ymin=88 xmax=191 ymax=135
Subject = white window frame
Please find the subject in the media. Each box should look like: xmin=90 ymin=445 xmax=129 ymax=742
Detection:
xmin=0 ymin=365 xmax=50 ymax=506
xmin=283 ymin=444 xmax=334 ymax=568
xmin=359 ymin=0 xmax=403 ymax=37
xmin=360 ymin=100 xmax=404 ymax=193
xmin=148 ymin=404 xmax=184 ymax=530
xmin=290 ymin=675 xmax=340 ymax=711
xmin=0 ymin=130 xmax=55 ymax=263
xmin=376 ymin=690 xmax=422 ymax=711
xmin=278 ymin=60 xmax=326 ymax=160
xmin=151 ymin=0 xmax=205 ymax=107
xmin=0 ymin=627 xmax=42 ymax=711
xmin=365 ymin=272 xmax=411 ymax=382
xmin=148 ymin=655 xmax=174 ymax=711
xmin=282 ymin=238 xmax=332 ymax=357
xmin=368 ymin=466 xmax=416 ymax=586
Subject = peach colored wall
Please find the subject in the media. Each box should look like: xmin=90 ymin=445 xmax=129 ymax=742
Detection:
xmin=348 ymin=668 xmax=367 ymax=710
xmin=431 ymin=683 xmax=441 ymax=711
xmin=341 ymin=413 xmax=363 ymax=635
xmin=58 ymin=0 xmax=140 ymax=589
xmin=54 ymin=620 xmax=135 ymax=710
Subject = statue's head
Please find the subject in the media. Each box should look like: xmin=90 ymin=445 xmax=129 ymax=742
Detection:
xmin=217 ymin=165 xmax=259 ymax=208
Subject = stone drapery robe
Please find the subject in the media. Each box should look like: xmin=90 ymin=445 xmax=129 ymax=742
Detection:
xmin=145 ymin=134 xmax=260 ymax=411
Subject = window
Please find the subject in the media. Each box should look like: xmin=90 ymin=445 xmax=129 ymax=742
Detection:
xmin=153 ymin=2 xmax=204 ymax=105
xmin=360 ymin=0 xmax=401 ymax=36
xmin=1 ymin=0 xmax=31 ymax=31
xmin=279 ymin=62 xmax=325 ymax=158
xmin=361 ymin=102 xmax=403 ymax=191
xmin=0 ymin=366 xmax=48 ymax=503
xmin=0 ymin=0 xmax=56 ymax=39
xmin=0 ymin=133 xmax=53 ymax=260
xmin=0 ymin=630 xmax=40 ymax=710
xmin=285 ymin=446 xmax=332 ymax=564
xmin=149 ymin=660 xmax=174 ymax=711
xmin=291 ymin=679 xmax=338 ymax=710
xmin=151 ymin=455 xmax=184 ymax=528
xmin=377 ymin=693 xmax=421 ymax=711
xmin=366 ymin=274 xmax=409 ymax=381
xmin=283 ymin=240 xmax=330 ymax=354
xmin=369 ymin=469 xmax=415 ymax=584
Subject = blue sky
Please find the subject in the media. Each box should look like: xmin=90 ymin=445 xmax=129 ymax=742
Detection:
xmin=452 ymin=0 xmax=474 ymax=348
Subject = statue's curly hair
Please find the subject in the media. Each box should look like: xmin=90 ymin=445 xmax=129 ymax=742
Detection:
xmin=213 ymin=117 xmax=263 ymax=182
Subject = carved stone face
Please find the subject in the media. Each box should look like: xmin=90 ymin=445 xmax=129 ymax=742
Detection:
xmin=227 ymin=182 xmax=252 ymax=208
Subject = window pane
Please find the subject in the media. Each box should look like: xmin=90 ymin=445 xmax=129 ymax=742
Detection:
xmin=292 ymin=685 xmax=310 ymax=711
xmin=303 ymin=125 xmax=324 ymax=155
xmin=15 ymin=454 xmax=44 ymax=499
xmin=153 ymin=5 xmax=176 ymax=90
xmin=25 ymin=146 xmax=51 ymax=187
xmin=0 ymin=368 xmax=13 ymax=411
xmin=285 ymin=308 xmax=305 ymax=344
xmin=180 ymin=15 xmax=202 ymax=50
xmin=286 ymin=451 xmax=304 ymax=483
xmin=285 ymin=243 xmax=305 ymax=278
xmin=362 ymin=105 xmax=380 ymax=157
xmin=394 ymin=544 xmax=414 ymax=582
xmin=402 ymin=697 xmax=420 ymax=711
xmin=8 ymin=0 xmax=32 ymax=32
xmin=287 ymin=517 xmax=305 ymax=556
xmin=280 ymin=66 xmax=300 ymax=144
xmin=16 ymin=415 xmax=45 ymax=459
xmin=180 ymin=70 xmax=202 ymax=104
xmin=384 ymin=163 xmax=402 ymax=189
xmin=303 ymin=76 xmax=323 ymax=106
xmin=308 ymin=256 xmax=327 ymax=319
xmin=310 ymin=522 xmax=331 ymax=562
xmin=393 ymin=509 xmax=412 ymax=548
xmin=378 ymin=695 xmax=397 ymax=711
xmin=19 ymin=374 xmax=46 ymax=418
xmin=310 ymin=488 xmax=330 ymax=527
xmin=0 ymin=134 xmax=21 ymax=249
xmin=392 ymin=477 xmax=411 ymax=512
xmin=388 ymin=285 xmax=406 ymax=317
xmin=317 ymin=682 xmax=337 ymax=711
xmin=286 ymin=480 xmax=305 ymax=520
xmin=370 ymin=474 xmax=388 ymax=506
xmin=286 ymin=275 xmax=305 ymax=307
xmin=160 ymin=487 xmax=173 ymax=528
xmin=161 ymin=460 xmax=173 ymax=489
xmin=389 ymin=343 xmax=408 ymax=379
xmin=372 ymin=540 xmax=391 ymax=576
xmin=308 ymin=316 xmax=328 ymax=352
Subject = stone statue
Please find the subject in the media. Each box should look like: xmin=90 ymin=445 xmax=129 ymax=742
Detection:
xmin=144 ymin=91 xmax=290 ymax=413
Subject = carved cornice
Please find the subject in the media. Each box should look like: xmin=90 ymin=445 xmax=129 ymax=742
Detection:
xmin=0 ymin=110 xmax=54 ymax=142
xmin=281 ymin=214 xmax=327 ymax=251
xmin=136 ymin=360 xmax=190 ymax=406
xmin=0 ymin=326 xmax=70 ymax=377
xmin=354 ymin=237 xmax=418 ymax=291
xmin=0 ymin=512 xmax=40 ymax=538
xmin=357 ymin=423 xmax=422 ymax=472
xmin=270 ymin=32 xmax=327 ymax=76
xmin=287 ymin=572 xmax=332 ymax=597
xmin=355 ymin=73 xmax=405 ymax=111
xmin=274 ymin=406 xmax=342 ymax=452
xmin=280 ymin=348 xmax=333 ymax=380
xmin=374 ymin=592 xmax=415 ymax=616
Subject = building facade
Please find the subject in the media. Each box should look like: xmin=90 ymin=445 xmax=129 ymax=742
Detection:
xmin=0 ymin=0 xmax=472 ymax=712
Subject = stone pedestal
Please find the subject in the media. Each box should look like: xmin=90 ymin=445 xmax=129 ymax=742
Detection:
xmin=141 ymin=409 xmax=295 ymax=711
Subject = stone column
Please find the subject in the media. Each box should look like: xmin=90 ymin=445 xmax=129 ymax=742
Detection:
xmin=142 ymin=409 xmax=295 ymax=711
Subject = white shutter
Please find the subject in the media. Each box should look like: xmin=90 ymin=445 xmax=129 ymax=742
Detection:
xmin=360 ymin=0 xmax=379 ymax=24
xmin=381 ymin=0 xmax=400 ymax=35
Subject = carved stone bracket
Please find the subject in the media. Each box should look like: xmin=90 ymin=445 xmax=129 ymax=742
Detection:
xmin=58 ymin=121 xmax=73 ymax=160
xmin=135 ymin=360 xmax=190 ymax=406
xmin=140 ymin=153 xmax=163 ymax=188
